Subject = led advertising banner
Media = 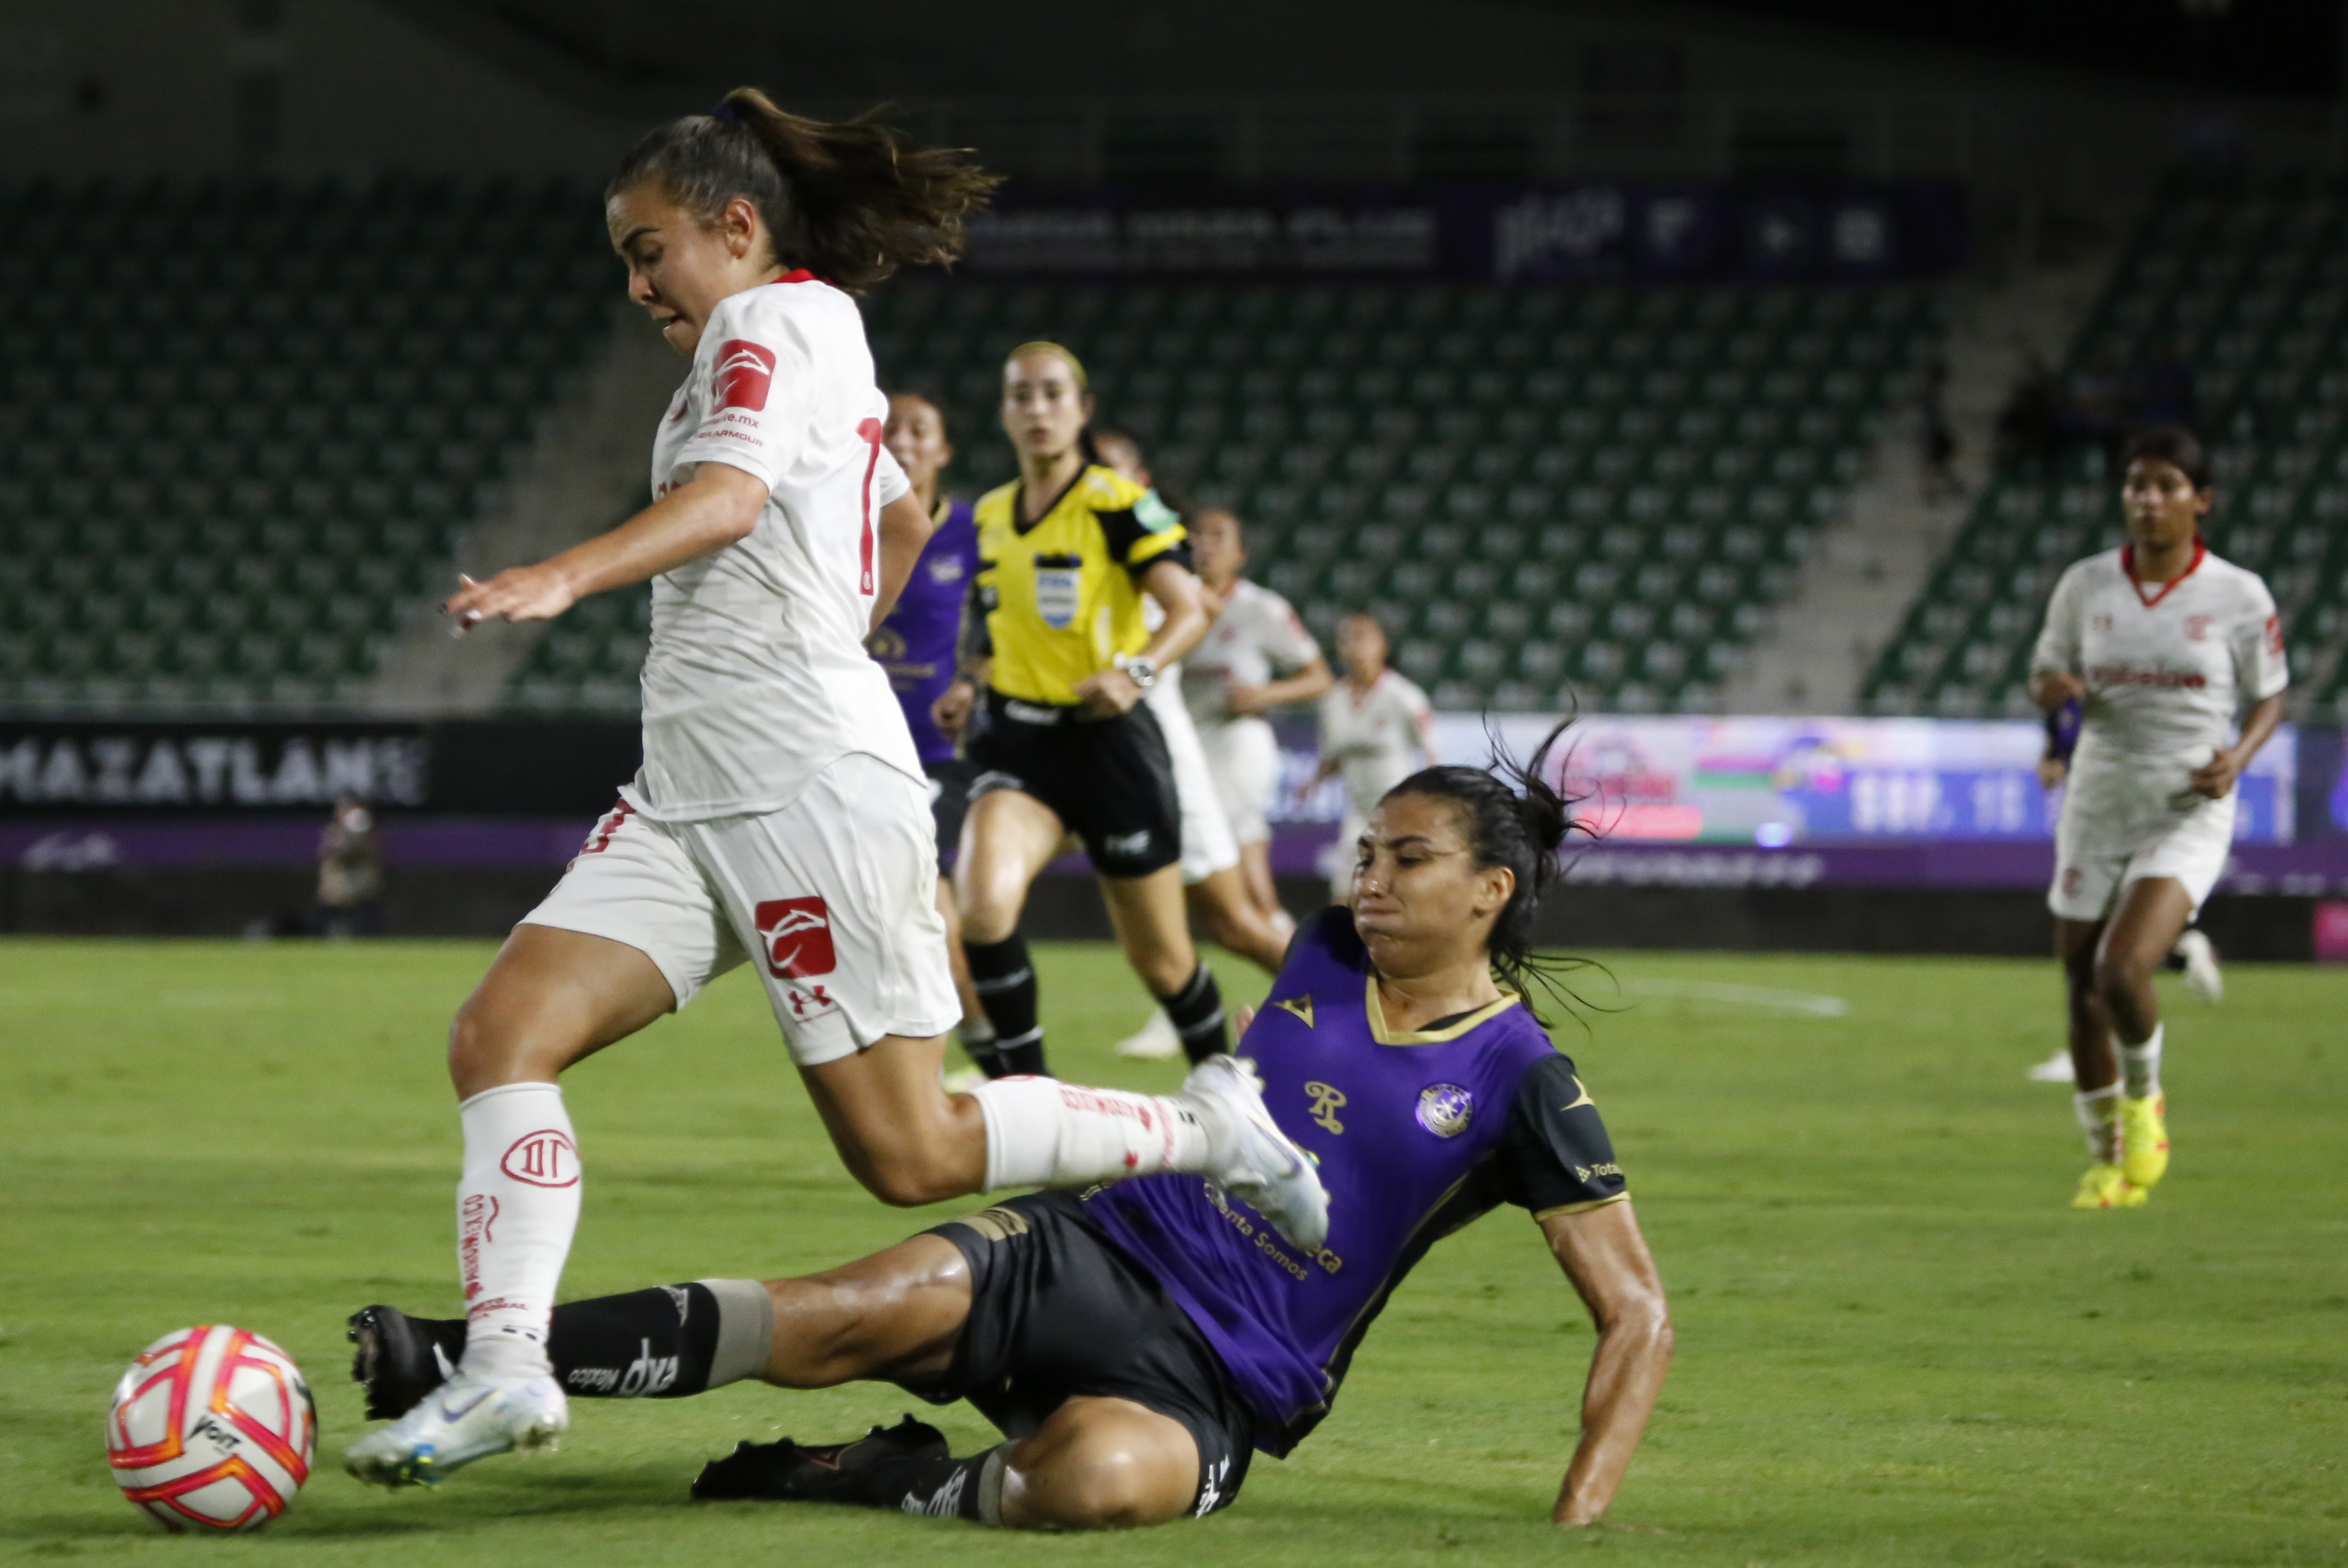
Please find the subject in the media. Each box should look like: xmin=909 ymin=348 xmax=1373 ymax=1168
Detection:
xmin=1437 ymin=714 xmax=2296 ymax=847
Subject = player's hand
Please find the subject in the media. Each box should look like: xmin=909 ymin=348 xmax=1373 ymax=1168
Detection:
xmin=1074 ymin=667 xmax=1143 ymax=718
xmin=932 ymin=679 xmax=976 ymax=741
xmin=1226 ymin=682 xmax=1270 ymax=716
xmin=2188 ymin=748 xmax=2243 ymax=800
xmin=2029 ymin=670 xmax=2086 ymax=710
xmin=2035 ymin=757 xmax=2067 ymax=792
xmin=444 ymin=566 xmax=576 ymax=632
xmin=1232 ymin=1003 xmax=1257 ymax=1036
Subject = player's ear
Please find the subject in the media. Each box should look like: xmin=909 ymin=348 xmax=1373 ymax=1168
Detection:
xmin=1476 ymin=862 xmax=1515 ymax=917
xmin=721 ymin=195 xmax=760 ymax=259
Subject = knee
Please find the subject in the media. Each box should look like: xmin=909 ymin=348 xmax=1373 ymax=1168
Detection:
xmin=1018 ymin=1446 xmax=1170 ymax=1531
xmin=1130 ymin=946 xmax=1195 ymax=996
xmin=2092 ymin=951 xmax=2150 ymax=1003
xmin=446 ymin=998 xmax=521 ymax=1092
xmin=853 ymin=1148 xmax=967 ymax=1210
xmin=957 ymin=878 xmax=1023 ymax=945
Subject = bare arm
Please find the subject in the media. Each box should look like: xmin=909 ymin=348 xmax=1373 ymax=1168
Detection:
xmin=868 ymin=490 xmax=935 ymax=633
xmin=1072 ymin=559 xmax=1211 ymax=718
xmin=1540 ymin=1198 xmax=1672 ymax=1527
xmin=1229 ymin=654 xmax=1336 ymax=716
xmin=2189 ymin=690 xmax=2287 ymax=800
xmin=445 ymin=462 xmax=769 ymax=630
xmin=2027 ymin=668 xmax=2086 ymax=709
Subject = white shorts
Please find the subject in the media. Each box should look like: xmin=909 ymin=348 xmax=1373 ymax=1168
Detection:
xmin=522 ymin=753 xmax=961 ymax=1067
xmin=1147 ymin=678 xmax=1240 ymax=886
xmin=2048 ymin=749 xmax=2237 ymax=922
xmin=1198 ymin=715 xmax=1280 ymax=847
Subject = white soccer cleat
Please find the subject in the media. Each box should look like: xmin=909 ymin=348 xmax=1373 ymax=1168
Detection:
xmin=2175 ymin=928 xmax=2223 ymax=1004
xmin=343 ymin=1370 xmax=568 ymax=1488
xmin=1115 ymin=1007 xmax=1182 ymax=1060
xmin=2027 ymin=1049 xmax=2076 ymax=1084
xmin=1181 ymin=1053 xmax=1329 ymax=1252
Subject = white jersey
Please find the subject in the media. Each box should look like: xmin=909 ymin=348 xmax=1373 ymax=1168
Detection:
xmin=1181 ymin=579 xmax=1322 ymax=732
xmin=1318 ymin=670 xmax=1433 ymax=817
xmin=2029 ymin=543 xmax=2287 ymax=762
xmin=624 ymin=275 xmax=915 ymax=821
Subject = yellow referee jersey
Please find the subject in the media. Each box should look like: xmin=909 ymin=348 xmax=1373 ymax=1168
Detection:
xmin=973 ymin=464 xmax=1190 ymax=707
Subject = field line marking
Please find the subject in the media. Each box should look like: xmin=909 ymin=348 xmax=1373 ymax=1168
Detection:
xmin=1615 ymin=978 xmax=1850 ymax=1016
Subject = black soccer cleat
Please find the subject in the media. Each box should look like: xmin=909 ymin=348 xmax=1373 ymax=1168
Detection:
xmin=691 ymin=1415 xmax=950 ymax=1503
xmin=347 ymin=1305 xmax=462 ymax=1421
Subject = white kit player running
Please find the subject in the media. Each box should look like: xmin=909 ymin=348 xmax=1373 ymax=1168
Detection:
xmin=1182 ymin=507 xmax=1333 ymax=929
xmin=1313 ymin=612 xmax=1434 ymax=904
xmin=345 ymin=90 xmax=1326 ymax=1490
xmin=2027 ymin=427 xmax=2287 ymax=1210
xmin=1087 ymin=433 xmax=1304 ymax=1062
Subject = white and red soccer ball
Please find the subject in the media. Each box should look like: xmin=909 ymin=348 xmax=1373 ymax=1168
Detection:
xmin=106 ymin=1326 xmax=315 ymax=1532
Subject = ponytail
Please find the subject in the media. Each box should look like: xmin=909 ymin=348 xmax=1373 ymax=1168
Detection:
xmin=608 ymin=87 xmax=1001 ymax=294
xmin=1382 ymin=717 xmax=1593 ymax=1020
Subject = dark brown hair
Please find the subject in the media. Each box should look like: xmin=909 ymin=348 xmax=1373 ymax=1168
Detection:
xmin=607 ymin=87 xmax=1001 ymax=294
xmin=2121 ymin=425 xmax=2211 ymax=490
xmin=1385 ymin=718 xmax=1594 ymax=1018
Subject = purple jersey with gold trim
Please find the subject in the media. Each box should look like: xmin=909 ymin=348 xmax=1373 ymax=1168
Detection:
xmin=1083 ymin=908 xmax=1627 ymax=1453
xmin=869 ymin=496 xmax=976 ymax=765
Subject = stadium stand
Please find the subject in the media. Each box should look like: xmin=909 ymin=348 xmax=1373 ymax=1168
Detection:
xmin=1864 ymin=176 xmax=2348 ymax=719
xmin=504 ymin=279 xmax=1941 ymax=715
xmin=0 ymin=176 xmax=615 ymax=715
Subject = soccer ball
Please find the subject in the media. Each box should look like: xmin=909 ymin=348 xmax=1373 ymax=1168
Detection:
xmin=106 ymin=1326 xmax=315 ymax=1532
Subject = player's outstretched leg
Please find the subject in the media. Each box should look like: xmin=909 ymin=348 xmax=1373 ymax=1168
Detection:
xmin=695 ymin=1398 xmax=1201 ymax=1529
xmin=346 ymin=927 xmax=676 ymax=1487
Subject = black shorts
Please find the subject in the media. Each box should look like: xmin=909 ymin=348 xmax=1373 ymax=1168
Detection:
xmin=964 ymin=693 xmax=1181 ymax=879
xmin=908 ymin=1190 xmax=1255 ymax=1518
xmin=924 ymin=758 xmax=975 ymax=875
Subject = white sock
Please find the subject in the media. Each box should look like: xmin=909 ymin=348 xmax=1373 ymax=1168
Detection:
xmin=456 ymin=1083 xmax=580 ymax=1381
xmin=2119 ymin=1024 xmax=2163 ymax=1099
xmin=2073 ymin=1083 xmax=2122 ymax=1163
xmin=967 ymin=1076 xmax=1209 ymax=1189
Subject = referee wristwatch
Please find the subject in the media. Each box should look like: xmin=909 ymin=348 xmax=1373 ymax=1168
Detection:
xmin=1122 ymin=656 xmax=1159 ymax=690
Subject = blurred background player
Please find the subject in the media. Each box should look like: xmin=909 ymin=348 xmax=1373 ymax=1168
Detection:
xmin=932 ymin=344 xmax=1234 ymax=1077
xmin=1181 ymin=505 xmax=1332 ymax=944
xmin=1086 ymin=430 xmax=1299 ymax=1061
xmin=314 ymin=796 xmax=384 ymax=939
xmin=868 ymin=389 xmax=996 ymax=1081
xmin=2026 ymin=427 xmax=2287 ymax=1207
xmin=2026 ymin=692 xmax=2223 ymax=1084
xmin=347 ymin=721 xmax=1669 ymax=1533
xmin=1312 ymin=612 xmax=1433 ymax=905
xmin=349 ymin=96 xmax=1326 ymax=1490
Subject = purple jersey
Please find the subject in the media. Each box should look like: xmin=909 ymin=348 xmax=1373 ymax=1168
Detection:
xmin=869 ymin=496 xmax=976 ymax=765
xmin=1084 ymin=909 xmax=1628 ymax=1454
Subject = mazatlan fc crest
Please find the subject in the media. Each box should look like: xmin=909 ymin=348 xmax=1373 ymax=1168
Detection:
xmin=1415 ymin=1084 xmax=1473 ymax=1139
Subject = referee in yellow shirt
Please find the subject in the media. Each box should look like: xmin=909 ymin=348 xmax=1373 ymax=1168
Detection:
xmin=933 ymin=342 xmax=1225 ymax=1078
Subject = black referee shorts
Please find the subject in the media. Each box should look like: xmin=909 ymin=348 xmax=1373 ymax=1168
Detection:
xmin=965 ymin=693 xmax=1182 ymax=879
xmin=924 ymin=758 xmax=976 ymax=876
xmin=909 ymin=1190 xmax=1254 ymax=1518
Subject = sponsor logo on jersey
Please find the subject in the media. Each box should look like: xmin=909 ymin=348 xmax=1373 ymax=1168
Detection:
xmin=929 ymin=557 xmax=965 ymax=583
xmin=1415 ymin=1083 xmax=1474 ymax=1139
xmin=1303 ymin=1079 xmax=1347 ymax=1134
xmin=1033 ymin=552 xmax=1082 ymax=629
xmin=2087 ymin=664 xmax=2208 ymax=690
xmin=713 ymin=338 xmax=778 ymax=412
xmin=755 ymin=896 xmax=838 ymax=978
xmin=501 ymin=1130 xmax=579 ymax=1188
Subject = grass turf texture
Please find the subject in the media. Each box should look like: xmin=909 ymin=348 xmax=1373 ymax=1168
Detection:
xmin=1 ymin=939 xmax=2343 ymax=1568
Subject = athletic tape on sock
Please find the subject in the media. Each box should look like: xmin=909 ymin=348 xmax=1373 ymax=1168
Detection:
xmin=976 ymin=1443 xmax=1010 ymax=1527
xmin=698 ymin=1278 xmax=775 ymax=1389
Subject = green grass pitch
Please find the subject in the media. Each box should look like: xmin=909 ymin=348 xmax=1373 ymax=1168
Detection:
xmin=2 ymin=936 xmax=2344 ymax=1567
